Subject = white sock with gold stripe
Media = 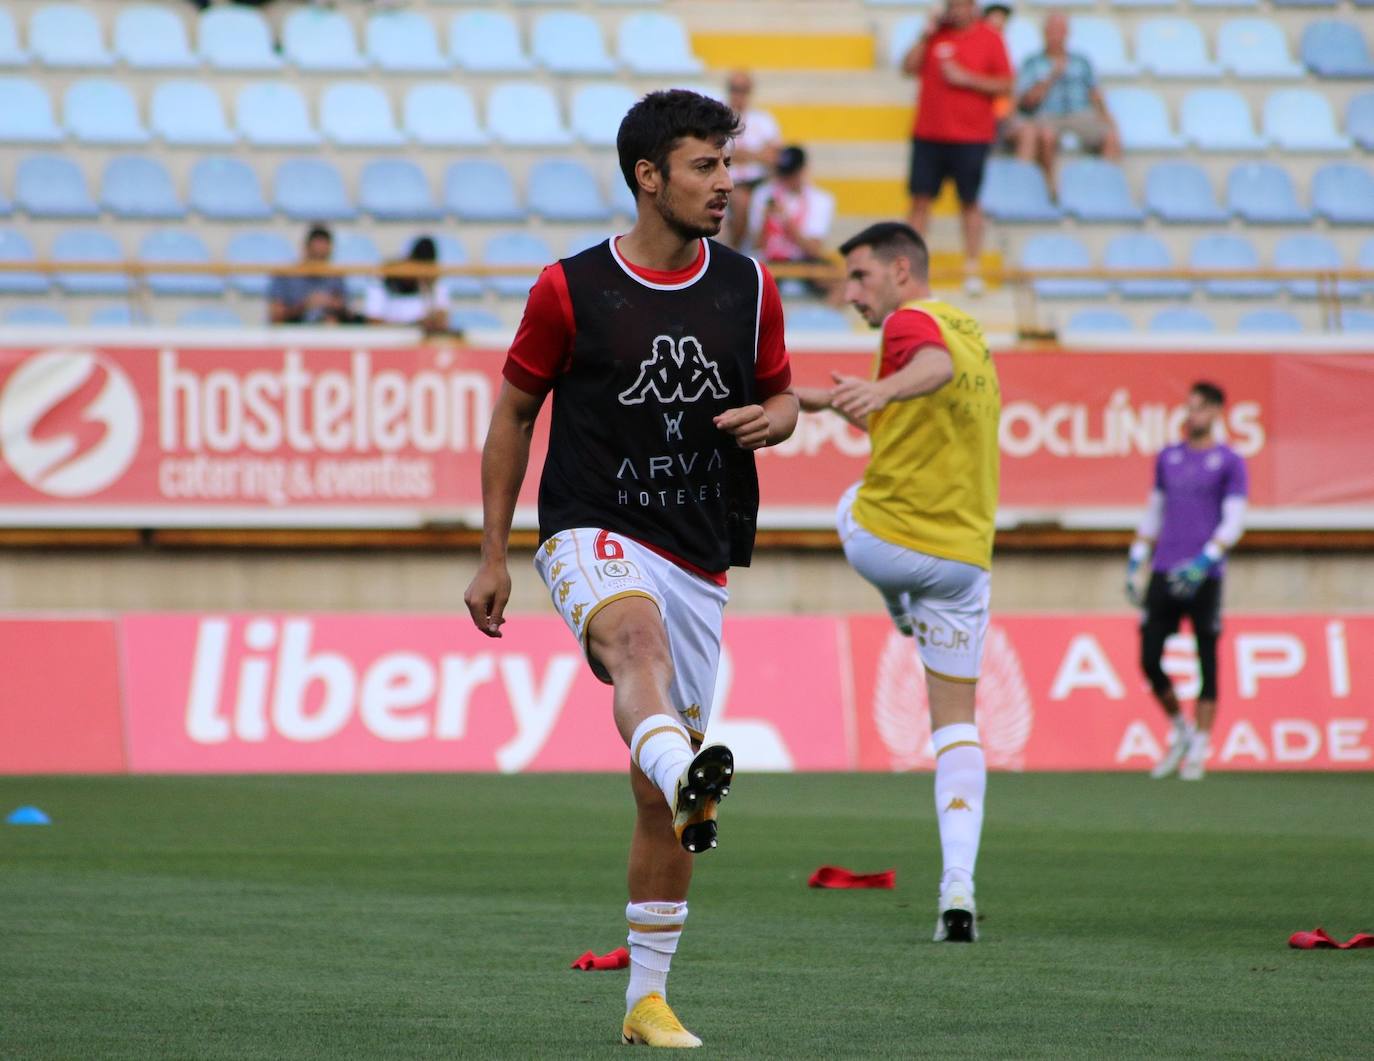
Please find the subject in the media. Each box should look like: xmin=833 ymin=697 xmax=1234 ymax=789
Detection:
xmin=932 ymin=722 xmax=985 ymax=886
xmin=630 ymin=714 xmax=694 ymax=807
xmin=625 ymin=900 xmax=687 ymax=1011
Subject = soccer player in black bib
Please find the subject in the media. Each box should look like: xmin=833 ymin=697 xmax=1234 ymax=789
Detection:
xmin=465 ymin=90 xmax=798 ymax=1048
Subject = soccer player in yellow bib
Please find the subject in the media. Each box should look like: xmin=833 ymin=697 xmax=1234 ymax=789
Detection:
xmin=796 ymin=221 xmax=1000 ymax=942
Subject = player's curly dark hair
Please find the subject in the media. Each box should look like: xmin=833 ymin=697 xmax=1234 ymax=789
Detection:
xmin=617 ymin=89 xmax=742 ymax=199
xmin=1191 ymin=381 xmax=1226 ymax=406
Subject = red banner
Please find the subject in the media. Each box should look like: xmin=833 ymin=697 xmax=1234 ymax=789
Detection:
xmin=3 ymin=611 xmax=1370 ymax=775
xmin=1 ymin=343 xmax=1372 ymax=525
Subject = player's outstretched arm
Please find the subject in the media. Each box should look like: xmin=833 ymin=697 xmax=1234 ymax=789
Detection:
xmin=830 ymin=345 xmax=953 ymax=420
xmin=713 ymin=391 xmax=800 ymax=450
xmin=1126 ymin=489 xmax=1163 ymax=606
xmin=464 ymin=382 xmax=544 ymax=637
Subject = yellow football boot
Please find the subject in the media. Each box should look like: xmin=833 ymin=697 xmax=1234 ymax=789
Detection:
xmin=672 ymin=743 xmax=734 ymax=853
xmin=621 ymin=993 xmax=702 ymax=1049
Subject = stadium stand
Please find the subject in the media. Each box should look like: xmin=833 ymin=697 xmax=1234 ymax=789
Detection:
xmin=100 ymin=156 xmax=185 ymax=220
xmin=403 ymin=83 xmax=489 ymax=147
xmin=0 ymin=8 xmax=28 ymax=66
xmin=0 ymin=229 xmax=46 ymax=294
xmin=150 ymin=81 xmax=237 ymax=146
xmin=64 ymin=79 xmax=149 ymax=145
xmin=448 ymin=11 xmax=534 ymax=72
xmin=0 ymin=77 xmax=61 ymax=142
xmin=273 ymin=158 xmax=356 ymax=222
xmin=30 ymin=3 xmax=112 ymax=68
xmin=114 ymin=4 xmax=197 ymax=70
xmin=189 ymin=157 xmax=272 ymax=221
xmin=365 ymin=9 xmax=449 ymax=73
xmin=198 ymin=5 xmax=282 ymax=71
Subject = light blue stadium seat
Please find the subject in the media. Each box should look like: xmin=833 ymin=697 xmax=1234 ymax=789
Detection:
xmin=1301 ymin=22 xmax=1374 ymax=78
xmin=533 ymin=12 xmax=616 ymax=74
xmin=0 ymin=230 xmax=48 ymax=294
xmin=1237 ymin=309 xmax=1302 ymax=334
xmin=178 ymin=306 xmax=243 ymax=328
xmin=1313 ymin=164 xmax=1374 ymax=225
xmin=1193 ymin=0 xmax=1259 ymax=9
xmin=565 ymin=231 xmax=612 ymax=257
xmin=449 ymin=12 xmax=533 ymax=73
xmin=236 ymin=84 xmax=320 ymax=147
xmin=423 ymin=234 xmax=483 ymax=300
xmin=1058 ymin=159 xmax=1144 ymax=223
xmin=1145 ymin=162 xmax=1227 ymax=223
xmin=1341 ymin=310 xmax=1374 ymax=333
xmin=90 ymin=304 xmax=148 ymax=326
xmin=1263 ymin=89 xmax=1351 ymax=152
xmin=190 ymin=157 xmax=271 ymax=220
xmin=1003 ymin=18 xmax=1042 ymax=69
xmin=359 ymin=160 xmax=441 ymax=221
xmin=979 ymin=158 xmax=1060 ymax=222
xmin=321 ymin=83 xmax=404 ymax=147
xmin=1349 ymin=93 xmax=1374 ymax=151
xmin=199 ymin=6 xmax=282 ymax=71
xmin=571 ymin=83 xmax=637 ymax=147
xmin=64 ymin=79 xmax=149 ymax=144
xmin=0 ymin=78 xmax=62 ymax=142
xmin=887 ymin=17 xmax=922 ymax=69
xmin=1029 ymin=0 xmax=1094 ymax=10
xmin=1065 ymin=308 xmax=1133 ymax=332
xmin=1104 ymin=88 xmax=1182 ymax=151
xmin=403 ymin=83 xmax=487 ymax=147
xmin=1149 ymin=308 xmax=1215 ymax=333
xmin=366 ymin=10 xmax=448 ymax=72
xmin=1180 ymin=89 xmax=1267 ymax=151
xmin=444 ymin=160 xmax=524 ymax=222
xmin=274 ymin=159 xmax=356 ymax=221
xmin=1106 ymin=0 xmax=1174 ymax=9
xmin=53 ymin=229 xmax=128 ymax=294
xmin=1019 ymin=234 xmax=1107 ymax=298
xmin=1227 ymin=163 xmax=1310 ymax=224
xmin=1067 ymin=18 xmax=1138 ymax=78
xmin=332 ymin=231 xmax=381 ymax=299
xmin=1272 ymin=0 xmax=1338 ymax=9
xmin=528 ymin=159 xmax=612 ymax=222
xmin=617 ymin=13 xmax=703 ymax=75
xmin=115 ymin=5 xmax=197 ymax=69
xmin=5 ymin=305 xmax=68 ymax=325
xmin=283 ymin=7 xmax=367 ymax=71
xmin=226 ymin=231 xmax=294 ymax=296
xmin=1273 ymin=234 xmax=1353 ymax=299
xmin=0 ymin=10 xmax=28 ymax=66
xmin=101 ymin=156 xmax=184 ymax=219
xmin=17 ymin=155 xmax=98 ymax=217
xmin=1104 ymin=233 xmax=1191 ymax=299
xmin=1217 ymin=18 xmax=1303 ymax=79
xmin=487 ymin=83 xmax=572 ymax=146
xmin=609 ymin=171 xmax=636 ymax=217
xmin=141 ymin=230 xmax=223 ymax=296
xmin=31 ymin=4 xmax=112 ymax=67
xmin=484 ymin=232 xmax=554 ymax=298
xmin=449 ymin=308 xmax=503 ymax=333
xmin=1136 ymin=18 xmax=1221 ymax=78
xmin=151 ymin=81 xmax=235 ymax=145
xmin=785 ymin=304 xmax=852 ymax=334
xmin=1190 ymin=233 xmax=1278 ymax=298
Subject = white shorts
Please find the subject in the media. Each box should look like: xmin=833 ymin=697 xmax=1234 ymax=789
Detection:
xmin=534 ymin=528 xmax=728 ymax=742
xmin=837 ymin=484 xmax=990 ymax=682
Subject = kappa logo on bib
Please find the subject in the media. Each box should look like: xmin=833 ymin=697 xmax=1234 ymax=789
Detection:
xmin=618 ymin=335 xmax=729 ymax=406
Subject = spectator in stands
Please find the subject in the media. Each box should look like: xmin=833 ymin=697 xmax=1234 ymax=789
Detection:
xmin=747 ymin=145 xmax=837 ymax=296
xmin=268 ymin=225 xmax=350 ymax=325
xmin=982 ymin=2 xmax=1011 ymax=33
xmin=902 ymin=0 xmax=1013 ymax=296
xmin=1014 ymin=12 xmax=1121 ymax=187
xmin=725 ymin=70 xmax=783 ymax=247
xmin=364 ymin=236 xmax=450 ymax=333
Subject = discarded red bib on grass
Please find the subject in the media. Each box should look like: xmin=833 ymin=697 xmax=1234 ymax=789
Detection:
xmin=570 ymin=947 xmax=630 ymax=970
xmin=807 ymin=865 xmax=896 ymax=889
xmin=1288 ymin=928 xmax=1374 ymax=950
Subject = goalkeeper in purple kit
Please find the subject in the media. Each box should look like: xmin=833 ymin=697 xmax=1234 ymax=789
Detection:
xmin=1126 ymin=382 xmax=1248 ymax=781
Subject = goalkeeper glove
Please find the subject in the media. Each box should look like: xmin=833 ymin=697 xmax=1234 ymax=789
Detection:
xmin=1125 ymin=541 xmax=1149 ymax=608
xmin=1166 ymin=554 xmax=1214 ymax=600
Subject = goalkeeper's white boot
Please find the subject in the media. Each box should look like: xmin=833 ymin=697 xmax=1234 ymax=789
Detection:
xmin=1151 ymin=722 xmax=1194 ymax=779
xmin=934 ymin=877 xmax=977 ymax=942
xmin=1179 ymin=732 xmax=1210 ymax=781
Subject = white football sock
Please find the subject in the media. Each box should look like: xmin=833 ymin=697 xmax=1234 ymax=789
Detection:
xmin=630 ymin=715 xmax=694 ymax=807
xmin=933 ymin=723 xmax=986 ymax=886
xmin=625 ymin=900 xmax=687 ymax=1011
xmin=1187 ymin=730 xmax=1210 ymax=761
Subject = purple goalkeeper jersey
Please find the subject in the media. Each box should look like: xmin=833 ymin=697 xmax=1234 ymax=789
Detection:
xmin=1153 ymin=442 xmax=1249 ymax=573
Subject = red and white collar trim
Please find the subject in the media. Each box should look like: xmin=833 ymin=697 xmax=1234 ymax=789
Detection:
xmin=610 ymin=236 xmax=711 ymax=291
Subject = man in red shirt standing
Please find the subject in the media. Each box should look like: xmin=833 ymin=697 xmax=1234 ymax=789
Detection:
xmin=902 ymin=0 xmax=1013 ymax=296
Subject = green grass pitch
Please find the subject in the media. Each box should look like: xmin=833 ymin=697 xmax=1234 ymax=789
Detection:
xmin=2 ymin=773 xmax=1371 ymax=1059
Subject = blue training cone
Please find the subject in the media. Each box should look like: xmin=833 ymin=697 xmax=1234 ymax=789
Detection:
xmin=6 ymin=806 xmax=51 ymax=825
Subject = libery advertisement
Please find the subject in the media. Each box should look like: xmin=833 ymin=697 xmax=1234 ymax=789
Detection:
xmin=2 ymin=344 xmax=1373 ymax=524
xmin=2 ymin=613 xmax=1370 ymax=775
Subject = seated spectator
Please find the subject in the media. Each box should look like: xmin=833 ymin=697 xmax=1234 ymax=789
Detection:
xmin=268 ymin=225 xmax=350 ymax=325
xmin=747 ymin=145 xmax=837 ymax=296
xmin=364 ymin=236 xmax=450 ymax=333
xmin=1014 ymin=12 xmax=1120 ymax=186
xmin=724 ymin=70 xmax=782 ymax=247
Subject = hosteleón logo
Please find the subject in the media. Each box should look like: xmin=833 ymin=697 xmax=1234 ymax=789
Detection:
xmin=0 ymin=350 xmax=142 ymax=497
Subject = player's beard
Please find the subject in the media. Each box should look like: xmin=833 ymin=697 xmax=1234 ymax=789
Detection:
xmin=657 ymin=181 xmax=722 ymax=241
